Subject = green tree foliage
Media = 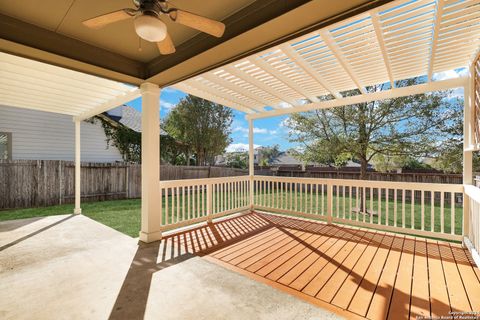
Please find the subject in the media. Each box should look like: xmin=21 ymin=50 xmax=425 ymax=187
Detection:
xmin=225 ymin=152 xmax=248 ymax=169
xmin=259 ymin=144 xmax=281 ymax=165
xmin=431 ymin=98 xmax=480 ymax=173
xmin=101 ymin=121 xmax=141 ymax=162
xmin=164 ymin=95 xmax=233 ymax=166
xmin=284 ymin=78 xmax=460 ymax=179
xmin=98 ymin=117 xmax=182 ymax=164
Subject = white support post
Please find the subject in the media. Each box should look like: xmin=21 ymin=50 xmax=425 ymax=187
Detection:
xmin=463 ymin=66 xmax=474 ymax=242
xmin=74 ymin=119 xmax=82 ymax=214
xmin=248 ymin=119 xmax=255 ymax=211
xmin=463 ymin=74 xmax=473 ymax=185
xmin=139 ymin=83 xmax=162 ymax=243
xmin=327 ymin=182 xmax=333 ymax=224
xmin=207 ymin=183 xmax=213 ymax=223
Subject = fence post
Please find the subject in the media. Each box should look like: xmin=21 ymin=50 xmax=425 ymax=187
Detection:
xmin=327 ymin=182 xmax=333 ymax=224
xmin=207 ymin=183 xmax=213 ymax=223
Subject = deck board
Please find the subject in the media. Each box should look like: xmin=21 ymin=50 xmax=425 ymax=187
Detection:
xmin=317 ymin=230 xmax=377 ymax=302
xmin=164 ymin=212 xmax=480 ymax=320
xmin=439 ymin=242 xmax=472 ymax=312
xmin=366 ymin=236 xmax=405 ymax=320
xmin=387 ymin=237 xmax=415 ymax=320
xmin=348 ymin=233 xmax=395 ymax=317
xmin=409 ymin=238 xmax=430 ymax=319
xmin=426 ymin=240 xmax=452 ymax=318
xmin=331 ymin=232 xmax=386 ymax=310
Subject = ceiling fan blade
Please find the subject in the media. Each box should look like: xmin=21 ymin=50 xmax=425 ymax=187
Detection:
xmin=82 ymin=9 xmax=134 ymax=29
xmin=169 ymin=9 xmax=225 ymax=38
xmin=157 ymin=33 xmax=176 ymax=55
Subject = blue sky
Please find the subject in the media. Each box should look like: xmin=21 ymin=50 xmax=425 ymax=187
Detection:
xmin=127 ymin=69 xmax=465 ymax=153
xmin=128 ymin=88 xmax=296 ymax=151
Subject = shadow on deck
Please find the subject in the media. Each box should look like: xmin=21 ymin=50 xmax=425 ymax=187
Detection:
xmin=111 ymin=212 xmax=480 ymax=320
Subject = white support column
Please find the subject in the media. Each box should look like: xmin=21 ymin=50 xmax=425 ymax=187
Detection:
xmin=74 ymin=119 xmax=82 ymax=214
xmin=463 ymin=69 xmax=474 ymax=244
xmin=139 ymin=82 xmax=162 ymax=243
xmin=248 ymin=119 xmax=255 ymax=210
xmin=463 ymin=74 xmax=473 ymax=185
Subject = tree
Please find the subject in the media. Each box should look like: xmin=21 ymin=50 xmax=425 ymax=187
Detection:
xmin=431 ymin=98 xmax=480 ymax=173
xmin=259 ymin=144 xmax=281 ymax=165
xmin=284 ymin=78 xmax=461 ymax=179
xmin=97 ymin=116 xmax=185 ymax=164
xmin=225 ymin=152 xmax=248 ymax=169
xmin=164 ymin=95 xmax=233 ymax=166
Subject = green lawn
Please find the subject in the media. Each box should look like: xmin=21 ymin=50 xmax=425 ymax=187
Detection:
xmin=254 ymin=190 xmax=463 ymax=235
xmin=0 ymin=199 xmax=142 ymax=237
xmin=0 ymin=190 xmax=464 ymax=238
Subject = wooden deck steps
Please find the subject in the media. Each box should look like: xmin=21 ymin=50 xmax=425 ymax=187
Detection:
xmin=163 ymin=212 xmax=480 ymax=320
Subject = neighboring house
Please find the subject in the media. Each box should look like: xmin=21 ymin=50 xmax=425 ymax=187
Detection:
xmin=0 ymin=104 xmax=142 ymax=162
xmin=101 ymin=105 xmax=168 ymax=135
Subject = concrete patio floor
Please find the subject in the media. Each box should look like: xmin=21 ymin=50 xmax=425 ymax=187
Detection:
xmin=0 ymin=214 xmax=342 ymax=320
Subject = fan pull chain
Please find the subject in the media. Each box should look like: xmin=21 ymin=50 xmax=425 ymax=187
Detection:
xmin=138 ymin=37 xmax=142 ymax=52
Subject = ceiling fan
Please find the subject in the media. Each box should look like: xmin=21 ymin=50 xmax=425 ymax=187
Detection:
xmin=82 ymin=0 xmax=226 ymax=55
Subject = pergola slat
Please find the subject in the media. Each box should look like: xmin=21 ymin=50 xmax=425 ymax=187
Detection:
xmin=0 ymin=52 xmax=138 ymax=118
xmin=320 ymin=31 xmax=367 ymax=94
xmin=172 ymin=0 xmax=479 ymax=117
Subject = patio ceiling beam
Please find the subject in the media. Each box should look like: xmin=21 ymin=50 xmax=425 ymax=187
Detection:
xmin=223 ymin=65 xmax=296 ymax=108
xmin=172 ymin=82 xmax=256 ymax=114
xmin=427 ymin=0 xmax=445 ymax=81
xmin=201 ymin=73 xmax=267 ymax=111
xmin=371 ymin=10 xmax=395 ymax=88
xmin=183 ymin=78 xmax=258 ymax=113
xmin=280 ymin=44 xmax=343 ymax=99
xmin=74 ymin=89 xmax=141 ymax=121
xmin=251 ymin=57 xmax=321 ymax=103
xmin=320 ymin=31 xmax=368 ymax=94
xmin=246 ymin=76 xmax=467 ymax=120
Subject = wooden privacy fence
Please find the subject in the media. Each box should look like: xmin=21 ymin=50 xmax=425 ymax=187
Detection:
xmin=0 ymin=160 xmax=247 ymax=210
xmin=274 ymin=169 xmax=464 ymax=184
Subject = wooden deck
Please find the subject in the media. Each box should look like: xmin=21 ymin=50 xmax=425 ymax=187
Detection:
xmin=162 ymin=212 xmax=480 ymax=320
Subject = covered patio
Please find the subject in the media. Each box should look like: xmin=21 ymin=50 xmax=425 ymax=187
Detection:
xmin=1 ymin=0 xmax=480 ymax=319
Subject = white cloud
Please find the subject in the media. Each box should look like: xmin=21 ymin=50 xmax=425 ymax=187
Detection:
xmin=160 ymin=101 xmax=175 ymax=111
xmin=226 ymin=143 xmax=260 ymax=152
xmin=429 ymin=69 xmax=466 ymax=99
xmin=432 ymin=70 xmax=458 ymax=81
xmin=232 ymin=126 xmax=276 ymax=135
xmin=162 ymin=87 xmax=178 ymax=94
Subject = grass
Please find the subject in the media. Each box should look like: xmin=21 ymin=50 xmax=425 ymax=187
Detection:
xmin=0 ymin=199 xmax=141 ymax=237
xmin=254 ymin=190 xmax=463 ymax=235
xmin=0 ymin=190 xmax=464 ymax=238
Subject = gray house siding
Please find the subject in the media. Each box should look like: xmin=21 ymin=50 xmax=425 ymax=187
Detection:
xmin=0 ymin=105 xmax=123 ymax=162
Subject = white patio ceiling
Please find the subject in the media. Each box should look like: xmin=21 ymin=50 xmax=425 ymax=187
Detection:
xmin=172 ymin=0 xmax=480 ymax=118
xmin=0 ymin=52 xmax=140 ymax=120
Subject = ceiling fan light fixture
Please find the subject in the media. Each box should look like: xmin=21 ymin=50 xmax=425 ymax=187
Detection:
xmin=134 ymin=14 xmax=167 ymax=42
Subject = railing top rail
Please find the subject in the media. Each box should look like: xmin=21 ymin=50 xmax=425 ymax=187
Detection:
xmin=253 ymin=175 xmax=464 ymax=192
xmin=160 ymin=175 xmax=249 ymax=188
xmin=465 ymin=184 xmax=480 ymax=202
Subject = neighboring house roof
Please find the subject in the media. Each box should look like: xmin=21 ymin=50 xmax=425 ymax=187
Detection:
xmin=270 ymin=152 xmax=303 ymax=166
xmin=103 ymin=105 xmax=167 ymax=135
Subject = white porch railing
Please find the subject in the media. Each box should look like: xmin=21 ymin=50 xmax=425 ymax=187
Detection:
xmin=158 ymin=175 xmax=471 ymax=243
xmin=253 ymin=176 xmax=464 ymax=241
xmin=464 ymin=185 xmax=480 ymax=266
xmin=159 ymin=176 xmax=250 ymax=231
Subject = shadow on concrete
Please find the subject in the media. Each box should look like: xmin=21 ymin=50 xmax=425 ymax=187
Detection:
xmin=0 ymin=215 xmax=75 ymax=251
xmin=108 ymin=212 xmax=274 ymax=320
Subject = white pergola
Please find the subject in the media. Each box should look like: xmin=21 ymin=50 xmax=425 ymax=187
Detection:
xmin=173 ymin=0 xmax=479 ymax=118
xmin=0 ymin=52 xmax=141 ymax=215
xmin=1 ymin=0 xmax=479 ymax=244
xmin=173 ymin=0 xmax=480 ymax=223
